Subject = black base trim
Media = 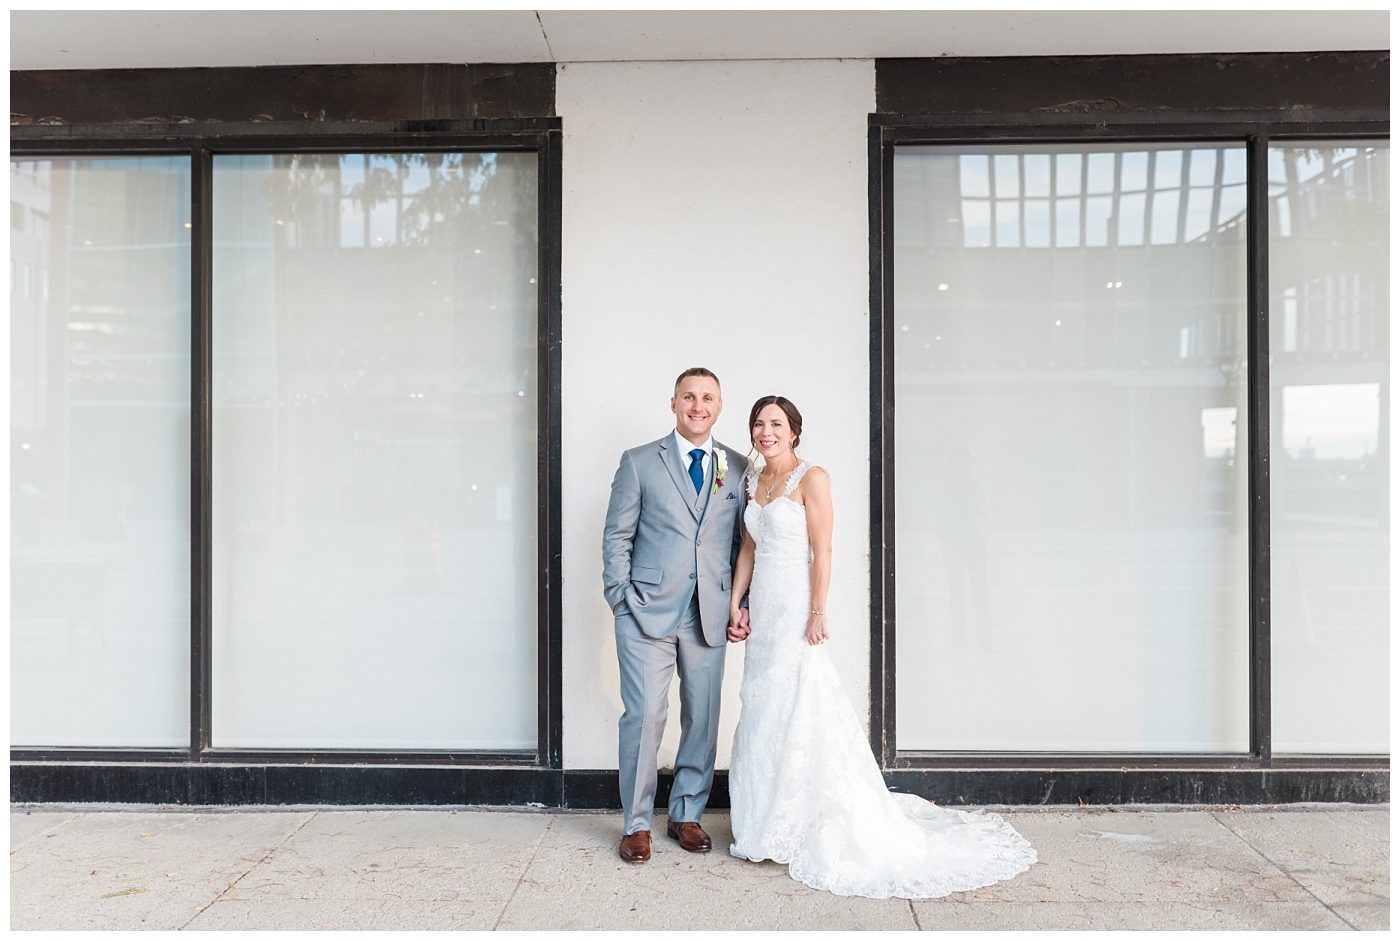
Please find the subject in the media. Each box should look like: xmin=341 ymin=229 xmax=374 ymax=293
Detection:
xmin=561 ymin=770 xmax=732 ymax=810
xmin=11 ymin=765 xmax=1386 ymax=807
xmin=883 ymin=769 xmax=1389 ymax=806
xmin=11 ymin=764 xmax=561 ymax=807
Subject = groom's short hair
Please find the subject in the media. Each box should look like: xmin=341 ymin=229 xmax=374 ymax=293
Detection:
xmin=674 ymin=366 xmax=721 ymax=395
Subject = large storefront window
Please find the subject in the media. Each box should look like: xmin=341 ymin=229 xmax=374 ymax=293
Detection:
xmin=1268 ymin=142 xmax=1389 ymax=753
xmin=10 ymin=157 xmax=191 ymax=746
xmin=888 ymin=132 xmax=1390 ymax=760
xmin=211 ymin=152 xmax=539 ymax=749
xmin=10 ymin=59 xmax=561 ymax=803
xmin=11 ymin=143 xmax=549 ymax=758
xmin=892 ymin=143 xmax=1251 ymax=752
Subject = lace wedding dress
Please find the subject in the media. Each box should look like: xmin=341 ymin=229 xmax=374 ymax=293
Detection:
xmin=728 ymin=462 xmax=1036 ymax=899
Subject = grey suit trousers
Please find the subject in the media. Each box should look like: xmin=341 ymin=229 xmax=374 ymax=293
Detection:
xmin=614 ymin=593 xmax=726 ymax=834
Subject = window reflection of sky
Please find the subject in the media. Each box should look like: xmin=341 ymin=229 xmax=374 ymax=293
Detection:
xmin=334 ymin=153 xmax=500 ymax=250
xmin=1055 ymin=153 xmax=1080 ymax=196
xmin=1201 ymin=407 xmax=1238 ymax=459
xmin=1267 ymin=146 xmax=1382 ymax=238
xmin=1282 ymin=383 xmax=1380 ymax=460
xmin=1023 ymin=154 xmax=1050 ymax=197
xmin=928 ymin=144 xmax=1251 ymax=250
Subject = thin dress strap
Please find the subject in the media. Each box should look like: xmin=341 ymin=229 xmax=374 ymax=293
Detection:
xmin=782 ymin=461 xmax=812 ymax=498
xmin=746 ymin=466 xmax=759 ymax=501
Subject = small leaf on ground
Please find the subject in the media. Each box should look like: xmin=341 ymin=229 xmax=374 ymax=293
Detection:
xmin=102 ymin=888 xmax=148 ymax=899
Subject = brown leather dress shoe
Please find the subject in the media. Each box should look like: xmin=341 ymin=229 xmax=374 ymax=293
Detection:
xmin=666 ymin=820 xmax=713 ymax=853
xmin=618 ymin=830 xmax=651 ymax=863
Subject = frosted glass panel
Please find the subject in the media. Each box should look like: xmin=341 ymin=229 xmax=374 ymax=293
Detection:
xmin=1268 ymin=142 xmax=1389 ymax=754
xmin=211 ymin=153 xmax=538 ymax=749
xmin=893 ymin=143 xmax=1250 ymax=752
xmin=10 ymin=157 xmax=191 ymax=746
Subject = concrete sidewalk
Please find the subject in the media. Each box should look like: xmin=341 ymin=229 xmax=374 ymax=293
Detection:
xmin=9 ymin=804 xmax=1389 ymax=931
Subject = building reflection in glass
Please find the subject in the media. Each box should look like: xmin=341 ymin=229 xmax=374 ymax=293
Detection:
xmin=1268 ymin=143 xmax=1389 ymax=754
xmin=893 ymin=142 xmax=1250 ymax=752
xmin=10 ymin=157 xmax=192 ymax=746
xmin=211 ymin=152 xmax=539 ymax=750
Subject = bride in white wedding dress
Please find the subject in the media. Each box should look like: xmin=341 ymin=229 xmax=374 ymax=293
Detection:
xmin=725 ymin=396 xmax=1036 ymax=899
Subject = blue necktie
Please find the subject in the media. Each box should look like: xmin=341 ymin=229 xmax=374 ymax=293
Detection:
xmin=688 ymin=448 xmax=705 ymax=494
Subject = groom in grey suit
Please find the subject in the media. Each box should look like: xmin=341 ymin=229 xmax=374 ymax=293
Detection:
xmin=602 ymin=367 xmax=749 ymax=863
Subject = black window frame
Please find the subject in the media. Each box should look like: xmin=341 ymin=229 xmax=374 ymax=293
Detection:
xmin=10 ymin=112 xmax=565 ymax=798
xmin=869 ymin=54 xmax=1389 ymax=804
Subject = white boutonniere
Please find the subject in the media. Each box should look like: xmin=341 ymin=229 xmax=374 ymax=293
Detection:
xmin=712 ymin=449 xmax=729 ymax=496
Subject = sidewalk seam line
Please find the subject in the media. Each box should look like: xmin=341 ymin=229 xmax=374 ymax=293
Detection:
xmin=908 ymin=898 xmax=922 ymax=930
xmin=9 ymin=812 xmax=80 ymax=854
xmin=1208 ymin=811 xmax=1359 ymax=931
xmin=178 ymin=811 xmax=318 ymax=930
xmin=493 ymin=816 xmax=552 ymax=931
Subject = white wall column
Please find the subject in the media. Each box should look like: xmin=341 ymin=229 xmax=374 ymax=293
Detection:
xmin=558 ymin=59 xmax=876 ymax=770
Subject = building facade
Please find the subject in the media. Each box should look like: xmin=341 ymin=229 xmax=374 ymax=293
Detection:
xmin=9 ymin=17 xmax=1390 ymax=805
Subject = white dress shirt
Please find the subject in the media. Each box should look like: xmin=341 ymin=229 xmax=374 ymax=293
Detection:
xmin=673 ymin=430 xmax=715 ymax=485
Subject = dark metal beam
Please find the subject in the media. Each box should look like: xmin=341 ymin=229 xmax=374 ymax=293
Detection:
xmin=1245 ymin=130 xmax=1273 ymax=764
xmin=876 ymin=52 xmax=1389 ymax=116
xmin=538 ymin=127 xmax=566 ymax=770
xmin=190 ymin=145 xmax=213 ymax=760
xmin=11 ymin=63 xmax=557 ymax=126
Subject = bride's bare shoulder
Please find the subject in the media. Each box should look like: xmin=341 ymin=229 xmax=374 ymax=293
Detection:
xmin=797 ymin=464 xmax=831 ymax=496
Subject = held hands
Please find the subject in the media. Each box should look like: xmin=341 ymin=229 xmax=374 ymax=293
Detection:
xmin=727 ymin=607 xmax=826 ymax=644
xmin=726 ymin=606 xmax=751 ymax=643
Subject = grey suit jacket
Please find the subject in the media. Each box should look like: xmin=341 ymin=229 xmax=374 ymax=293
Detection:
xmin=602 ymin=434 xmax=749 ymax=647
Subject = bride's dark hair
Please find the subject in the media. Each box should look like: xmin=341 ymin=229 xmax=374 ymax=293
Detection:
xmin=748 ymin=395 xmax=803 ymax=449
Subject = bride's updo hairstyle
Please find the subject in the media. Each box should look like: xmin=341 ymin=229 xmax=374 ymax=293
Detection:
xmin=748 ymin=395 xmax=803 ymax=450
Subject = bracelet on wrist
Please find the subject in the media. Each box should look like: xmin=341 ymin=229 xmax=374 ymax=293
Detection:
xmin=810 ymin=610 xmax=825 ymax=616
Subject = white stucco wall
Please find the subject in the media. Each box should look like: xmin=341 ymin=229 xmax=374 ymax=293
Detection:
xmin=558 ymin=59 xmax=876 ymax=770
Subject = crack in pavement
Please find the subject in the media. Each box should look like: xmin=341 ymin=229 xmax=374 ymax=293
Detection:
xmin=9 ymin=812 xmax=79 ymax=854
xmin=10 ymin=806 xmax=84 ymax=851
xmin=178 ymin=812 xmax=318 ymax=930
xmin=1208 ymin=812 xmax=1359 ymax=931
xmin=492 ymin=816 xmax=553 ymax=931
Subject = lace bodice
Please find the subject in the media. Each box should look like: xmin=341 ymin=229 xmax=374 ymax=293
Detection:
xmin=744 ymin=461 xmax=814 ymax=565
